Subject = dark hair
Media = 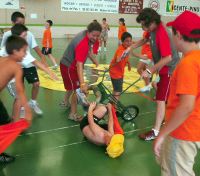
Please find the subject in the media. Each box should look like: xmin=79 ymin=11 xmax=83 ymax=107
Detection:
xmin=102 ymin=18 xmax=106 ymax=21
xmin=136 ymin=8 xmax=161 ymax=27
xmin=172 ymin=27 xmax=200 ymax=43
xmin=11 ymin=24 xmax=28 ymax=36
xmin=87 ymin=22 xmax=102 ymax=33
xmin=93 ymin=19 xmax=98 ymax=22
xmin=119 ymin=18 xmax=125 ymax=26
xmin=46 ymin=20 xmax=53 ymax=26
xmin=6 ymin=35 xmax=28 ymax=55
xmin=11 ymin=12 xmax=25 ymax=23
xmin=121 ymin=32 xmax=132 ymax=42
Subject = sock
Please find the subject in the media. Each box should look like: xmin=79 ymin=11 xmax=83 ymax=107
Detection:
xmin=152 ymin=128 xmax=159 ymax=136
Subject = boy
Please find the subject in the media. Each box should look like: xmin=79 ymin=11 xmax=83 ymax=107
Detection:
xmin=109 ymin=32 xmax=132 ymax=100
xmin=42 ymin=20 xmax=58 ymax=69
xmin=99 ymin=18 xmax=110 ymax=52
xmin=154 ymin=11 xmax=200 ymax=175
xmin=118 ymin=18 xmax=127 ymax=46
xmin=1 ymin=11 xmax=47 ymax=115
xmin=0 ymin=35 xmax=32 ymax=163
xmin=80 ymin=102 xmax=124 ymax=158
xmin=0 ymin=24 xmax=58 ymax=120
xmin=60 ymin=21 xmax=101 ymax=121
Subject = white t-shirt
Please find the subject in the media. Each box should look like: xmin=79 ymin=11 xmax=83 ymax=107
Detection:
xmin=1 ymin=30 xmax=38 ymax=49
xmin=0 ymin=47 xmax=35 ymax=68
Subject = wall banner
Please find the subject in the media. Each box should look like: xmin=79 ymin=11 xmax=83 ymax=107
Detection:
xmin=119 ymin=0 xmax=143 ymax=14
xmin=143 ymin=0 xmax=200 ymax=16
xmin=61 ymin=0 xmax=119 ymax=14
xmin=0 ymin=0 xmax=19 ymax=9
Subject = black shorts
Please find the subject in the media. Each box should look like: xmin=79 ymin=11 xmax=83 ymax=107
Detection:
xmin=23 ymin=66 xmax=39 ymax=84
xmin=42 ymin=47 xmax=52 ymax=55
xmin=80 ymin=115 xmax=107 ymax=131
xmin=0 ymin=100 xmax=11 ymax=125
xmin=111 ymin=78 xmax=123 ymax=92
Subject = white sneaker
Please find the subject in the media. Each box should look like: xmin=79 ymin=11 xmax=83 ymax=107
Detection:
xmin=104 ymin=47 xmax=107 ymax=52
xmin=29 ymin=100 xmax=43 ymax=115
xmin=52 ymin=64 xmax=58 ymax=70
xmin=139 ymin=84 xmax=152 ymax=92
xmin=20 ymin=107 xmax=25 ymax=119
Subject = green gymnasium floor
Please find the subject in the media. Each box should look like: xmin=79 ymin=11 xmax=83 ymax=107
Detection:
xmin=0 ymin=38 xmax=200 ymax=176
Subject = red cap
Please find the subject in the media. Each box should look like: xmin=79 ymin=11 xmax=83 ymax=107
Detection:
xmin=167 ymin=11 xmax=200 ymax=38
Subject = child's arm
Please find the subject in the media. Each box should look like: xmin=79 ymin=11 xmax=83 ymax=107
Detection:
xmin=32 ymin=60 xmax=58 ymax=80
xmin=14 ymin=64 xmax=32 ymax=123
xmin=126 ymin=61 xmax=131 ymax=71
xmin=88 ymin=50 xmax=99 ymax=67
xmin=106 ymin=103 xmax=114 ymax=135
xmin=131 ymin=51 xmax=149 ymax=60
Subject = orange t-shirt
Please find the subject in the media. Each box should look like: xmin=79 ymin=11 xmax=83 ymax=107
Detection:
xmin=109 ymin=45 xmax=129 ymax=79
xmin=118 ymin=25 xmax=127 ymax=40
xmin=42 ymin=28 xmax=52 ymax=48
xmin=166 ymin=50 xmax=200 ymax=141
xmin=141 ymin=32 xmax=152 ymax=60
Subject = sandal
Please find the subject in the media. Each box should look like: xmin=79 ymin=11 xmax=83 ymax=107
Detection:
xmin=68 ymin=113 xmax=83 ymax=122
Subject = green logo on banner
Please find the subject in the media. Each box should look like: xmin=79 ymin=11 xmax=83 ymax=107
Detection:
xmin=166 ymin=0 xmax=174 ymax=12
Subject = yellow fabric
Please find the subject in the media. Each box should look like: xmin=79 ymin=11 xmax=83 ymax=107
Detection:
xmin=37 ymin=64 xmax=148 ymax=93
xmin=106 ymin=134 xmax=124 ymax=158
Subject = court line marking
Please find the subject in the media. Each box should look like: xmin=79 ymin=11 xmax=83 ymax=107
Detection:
xmin=15 ymin=125 xmax=153 ymax=157
xmin=20 ymin=111 xmax=155 ymax=136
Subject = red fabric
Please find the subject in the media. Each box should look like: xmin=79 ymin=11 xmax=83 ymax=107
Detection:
xmin=0 ymin=119 xmax=29 ymax=154
xmin=167 ymin=11 xmax=200 ymax=38
xmin=156 ymin=74 xmax=171 ymax=101
xmin=60 ymin=63 xmax=79 ymax=91
xmin=111 ymin=106 xmax=124 ymax=135
xmin=93 ymin=40 xmax=99 ymax=54
xmin=70 ymin=35 xmax=90 ymax=70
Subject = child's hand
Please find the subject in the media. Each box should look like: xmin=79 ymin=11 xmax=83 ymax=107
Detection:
xmin=89 ymin=102 xmax=96 ymax=111
xmin=49 ymin=71 xmax=59 ymax=81
xmin=80 ymin=83 xmax=88 ymax=94
xmin=106 ymin=103 xmax=112 ymax=110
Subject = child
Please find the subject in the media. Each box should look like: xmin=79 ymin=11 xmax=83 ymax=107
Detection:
xmin=0 ymin=24 xmax=58 ymax=120
xmin=137 ymin=31 xmax=153 ymax=92
xmin=109 ymin=32 xmax=132 ymax=100
xmin=42 ymin=20 xmax=58 ymax=69
xmin=80 ymin=102 xmax=124 ymax=158
xmin=118 ymin=18 xmax=127 ymax=46
xmin=154 ymin=11 xmax=200 ymax=175
xmin=0 ymin=35 xmax=32 ymax=163
xmin=99 ymin=18 xmax=110 ymax=52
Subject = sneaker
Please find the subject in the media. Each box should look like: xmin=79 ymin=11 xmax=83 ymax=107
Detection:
xmin=52 ymin=64 xmax=58 ymax=70
xmin=139 ymin=84 xmax=152 ymax=92
xmin=19 ymin=107 xmax=25 ymax=119
xmin=68 ymin=113 xmax=82 ymax=122
xmin=0 ymin=153 xmax=15 ymax=164
xmin=29 ymin=101 xmax=43 ymax=115
xmin=104 ymin=47 xmax=107 ymax=52
xmin=98 ymin=47 xmax=101 ymax=53
xmin=138 ymin=130 xmax=158 ymax=141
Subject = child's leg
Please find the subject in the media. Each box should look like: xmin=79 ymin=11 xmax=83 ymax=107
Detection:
xmin=31 ymin=81 xmax=40 ymax=101
xmin=12 ymin=99 xmax=21 ymax=121
xmin=47 ymin=54 xmax=57 ymax=66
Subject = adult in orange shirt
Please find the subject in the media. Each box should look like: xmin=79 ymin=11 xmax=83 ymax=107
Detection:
xmin=109 ymin=32 xmax=132 ymax=100
xmin=118 ymin=18 xmax=127 ymax=46
xmin=42 ymin=20 xmax=58 ymax=69
xmin=153 ymin=11 xmax=200 ymax=175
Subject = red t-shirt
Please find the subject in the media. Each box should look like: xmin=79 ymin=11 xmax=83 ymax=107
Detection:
xmin=145 ymin=23 xmax=171 ymax=74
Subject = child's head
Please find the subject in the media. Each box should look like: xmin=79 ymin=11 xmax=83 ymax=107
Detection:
xmin=11 ymin=11 xmax=25 ymax=25
xmin=6 ymin=35 xmax=28 ymax=61
xmin=45 ymin=20 xmax=53 ymax=29
xmin=136 ymin=8 xmax=161 ymax=32
xmin=119 ymin=18 xmax=125 ymax=26
xmin=87 ymin=22 xmax=102 ymax=44
xmin=167 ymin=11 xmax=200 ymax=52
xmin=102 ymin=18 xmax=106 ymax=23
xmin=121 ymin=32 xmax=132 ymax=48
xmin=11 ymin=24 xmax=28 ymax=39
